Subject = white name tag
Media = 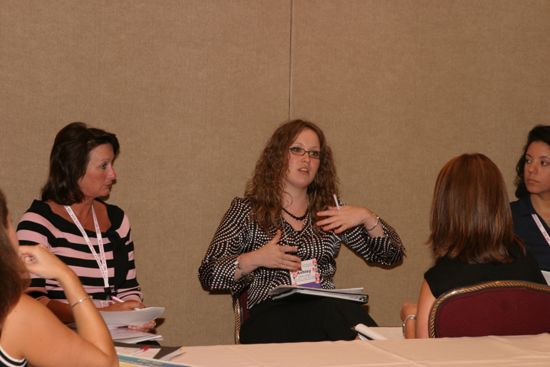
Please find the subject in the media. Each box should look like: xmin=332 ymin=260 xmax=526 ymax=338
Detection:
xmin=290 ymin=259 xmax=321 ymax=287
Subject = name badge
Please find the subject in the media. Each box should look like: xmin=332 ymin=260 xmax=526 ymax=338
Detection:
xmin=290 ymin=259 xmax=321 ymax=288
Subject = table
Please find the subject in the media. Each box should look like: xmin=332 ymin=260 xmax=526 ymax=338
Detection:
xmin=173 ymin=333 xmax=550 ymax=366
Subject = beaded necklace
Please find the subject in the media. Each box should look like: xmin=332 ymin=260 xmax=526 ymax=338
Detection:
xmin=282 ymin=207 xmax=308 ymax=221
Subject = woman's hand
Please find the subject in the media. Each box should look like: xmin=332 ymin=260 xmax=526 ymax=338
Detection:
xmin=19 ymin=244 xmax=74 ymax=281
xmin=102 ymin=300 xmax=156 ymax=331
xmin=101 ymin=299 xmax=144 ymax=312
xmin=316 ymin=205 xmax=378 ymax=234
xmin=238 ymin=230 xmax=301 ymax=274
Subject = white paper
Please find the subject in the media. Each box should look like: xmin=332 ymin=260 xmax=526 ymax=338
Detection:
xmin=110 ymin=328 xmax=163 ymax=343
xmin=354 ymin=324 xmax=388 ymax=340
xmin=100 ymin=306 xmax=165 ymax=327
xmin=116 ymin=346 xmax=161 ymax=359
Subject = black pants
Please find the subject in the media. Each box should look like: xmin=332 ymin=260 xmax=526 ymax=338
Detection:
xmin=239 ymin=296 xmax=377 ymax=344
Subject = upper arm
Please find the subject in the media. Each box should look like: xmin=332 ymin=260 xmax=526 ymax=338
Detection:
xmin=199 ymin=201 xmax=248 ymax=275
xmin=415 ymin=280 xmax=436 ymax=338
xmin=4 ymin=295 xmax=115 ymax=367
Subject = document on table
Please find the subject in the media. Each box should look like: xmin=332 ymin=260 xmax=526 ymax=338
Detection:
xmin=118 ymin=354 xmax=190 ymax=367
xmin=116 ymin=344 xmax=184 ymax=361
xmin=100 ymin=307 xmax=165 ymax=327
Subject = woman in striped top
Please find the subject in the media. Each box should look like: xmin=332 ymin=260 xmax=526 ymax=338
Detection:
xmin=17 ymin=122 xmax=151 ymax=328
xmin=0 ymin=189 xmax=117 ymax=367
xmin=199 ymin=119 xmax=404 ymax=343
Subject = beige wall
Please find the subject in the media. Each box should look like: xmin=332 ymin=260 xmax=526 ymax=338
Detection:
xmin=1 ymin=0 xmax=549 ymax=345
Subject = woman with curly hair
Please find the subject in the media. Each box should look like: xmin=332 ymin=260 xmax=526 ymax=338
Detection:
xmin=199 ymin=119 xmax=404 ymax=343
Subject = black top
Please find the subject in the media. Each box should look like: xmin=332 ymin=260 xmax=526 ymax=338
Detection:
xmin=425 ymin=244 xmax=545 ymax=298
xmin=511 ymin=196 xmax=550 ymax=271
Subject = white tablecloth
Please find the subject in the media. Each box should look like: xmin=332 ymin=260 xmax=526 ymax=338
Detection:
xmin=173 ymin=333 xmax=550 ymax=367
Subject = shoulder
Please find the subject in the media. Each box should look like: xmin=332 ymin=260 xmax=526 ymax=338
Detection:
xmin=226 ymin=197 xmax=253 ymax=217
xmin=3 ymin=294 xmax=53 ymax=338
xmin=19 ymin=200 xmax=51 ymax=221
xmin=424 ymin=257 xmax=460 ymax=296
xmin=97 ymin=200 xmax=125 ymax=227
xmin=215 ymin=197 xmax=254 ymax=229
xmin=510 ymin=196 xmax=532 ymax=217
xmin=17 ymin=200 xmax=60 ymax=240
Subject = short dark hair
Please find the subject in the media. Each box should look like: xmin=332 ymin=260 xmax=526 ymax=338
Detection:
xmin=515 ymin=125 xmax=550 ymax=198
xmin=430 ymin=153 xmax=523 ymax=264
xmin=41 ymin=122 xmax=120 ymax=205
xmin=0 ymin=189 xmax=29 ymax=326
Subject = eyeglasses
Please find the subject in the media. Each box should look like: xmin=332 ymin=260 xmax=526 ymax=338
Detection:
xmin=289 ymin=146 xmax=321 ymax=159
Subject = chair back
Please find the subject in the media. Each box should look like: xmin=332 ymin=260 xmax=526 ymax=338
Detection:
xmin=233 ymin=290 xmax=249 ymax=344
xmin=429 ymin=280 xmax=550 ymax=338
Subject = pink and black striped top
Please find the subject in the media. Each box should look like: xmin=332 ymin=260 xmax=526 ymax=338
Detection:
xmin=17 ymin=200 xmax=142 ymax=306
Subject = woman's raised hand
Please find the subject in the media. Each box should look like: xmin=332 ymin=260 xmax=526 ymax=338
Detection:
xmin=19 ymin=244 xmax=74 ymax=281
xmin=315 ymin=205 xmax=372 ymax=233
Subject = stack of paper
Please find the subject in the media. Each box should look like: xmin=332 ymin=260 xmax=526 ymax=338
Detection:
xmin=100 ymin=306 xmax=165 ymax=343
xmin=115 ymin=343 xmax=184 ymax=361
xmin=110 ymin=328 xmax=163 ymax=344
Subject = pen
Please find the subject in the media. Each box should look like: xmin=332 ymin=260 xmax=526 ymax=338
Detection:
xmin=111 ymin=295 xmax=125 ymax=303
xmin=111 ymin=295 xmax=142 ymax=310
xmin=332 ymin=194 xmax=342 ymax=241
xmin=132 ymin=345 xmax=151 ymax=355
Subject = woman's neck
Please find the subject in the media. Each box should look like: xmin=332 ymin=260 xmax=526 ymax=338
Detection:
xmin=530 ymin=193 xmax=550 ymax=218
xmin=69 ymin=198 xmax=95 ymax=223
xmin=282 ymin=189 xmax=308 ymax=212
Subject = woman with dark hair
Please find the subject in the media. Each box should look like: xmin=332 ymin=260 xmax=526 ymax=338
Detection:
xmin=0 ymin=189 xmax=117 ymax=367
xmin=17 ymin=122 xmax=152 ymax=328
xmin=401 ymin=153 xmax=545 ymax=338
xmin=511 ymin=125 xmax=550 ymax=283
xmin=199 ymin=119 xmax=404 ymax=343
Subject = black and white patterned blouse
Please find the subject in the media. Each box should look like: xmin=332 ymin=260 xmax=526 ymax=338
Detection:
xmin=198 ymin=197 xmax=404 ymax=310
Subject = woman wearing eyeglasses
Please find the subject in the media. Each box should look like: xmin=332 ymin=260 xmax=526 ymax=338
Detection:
xmin=198 ymin=119 xmax=404 ymax=343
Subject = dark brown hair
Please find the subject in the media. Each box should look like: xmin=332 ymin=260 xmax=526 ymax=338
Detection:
xmin=514 ymin=125 xmax=550 ymax=198
xmin=41 ymin=122 xmax=119 ymax=205
xmin=429 ymin=153 xmax=524 ymax=263
xmin=245 ymin=119 xmax=338 ymax=230
xmin=0 ymin=189 xmax=29 ymax=331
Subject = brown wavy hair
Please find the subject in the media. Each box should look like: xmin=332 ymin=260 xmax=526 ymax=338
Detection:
xmin=0 ymin=189 xmax=29 ymax=331
xmin=429 ymin=153 xmax=524 ymax=263
xmin=245 ymin=119 xmax=339 ymax=231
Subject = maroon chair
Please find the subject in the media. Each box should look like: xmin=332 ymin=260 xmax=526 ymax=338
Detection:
xmin=233 ymin=290 xmax=249 ymax=344
xmin=429 ymin=280 xmax=550 ymax=338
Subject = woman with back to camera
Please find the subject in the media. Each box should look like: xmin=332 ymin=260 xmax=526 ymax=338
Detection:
xmin=511 ymin=125 xmax=550 ymax=284
xmin=199 ymin=119 xmax=404 ymax=343
xmin=17 ymin=122 xmax=153 ymax=328
xmin=0 ymin=189 xmax=118 ymax=367
xmin=401 ymin=153 xmax=545 ymax=338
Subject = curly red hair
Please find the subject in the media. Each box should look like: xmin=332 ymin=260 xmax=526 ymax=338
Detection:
xmin=245 ymin=119 xmax=339 ymax=231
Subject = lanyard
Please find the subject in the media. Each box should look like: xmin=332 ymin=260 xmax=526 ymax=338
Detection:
xmin=531 ymin=214 xmax=550 ymax=247
xmin=65 ymin=205 xmax=110 ymax=292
